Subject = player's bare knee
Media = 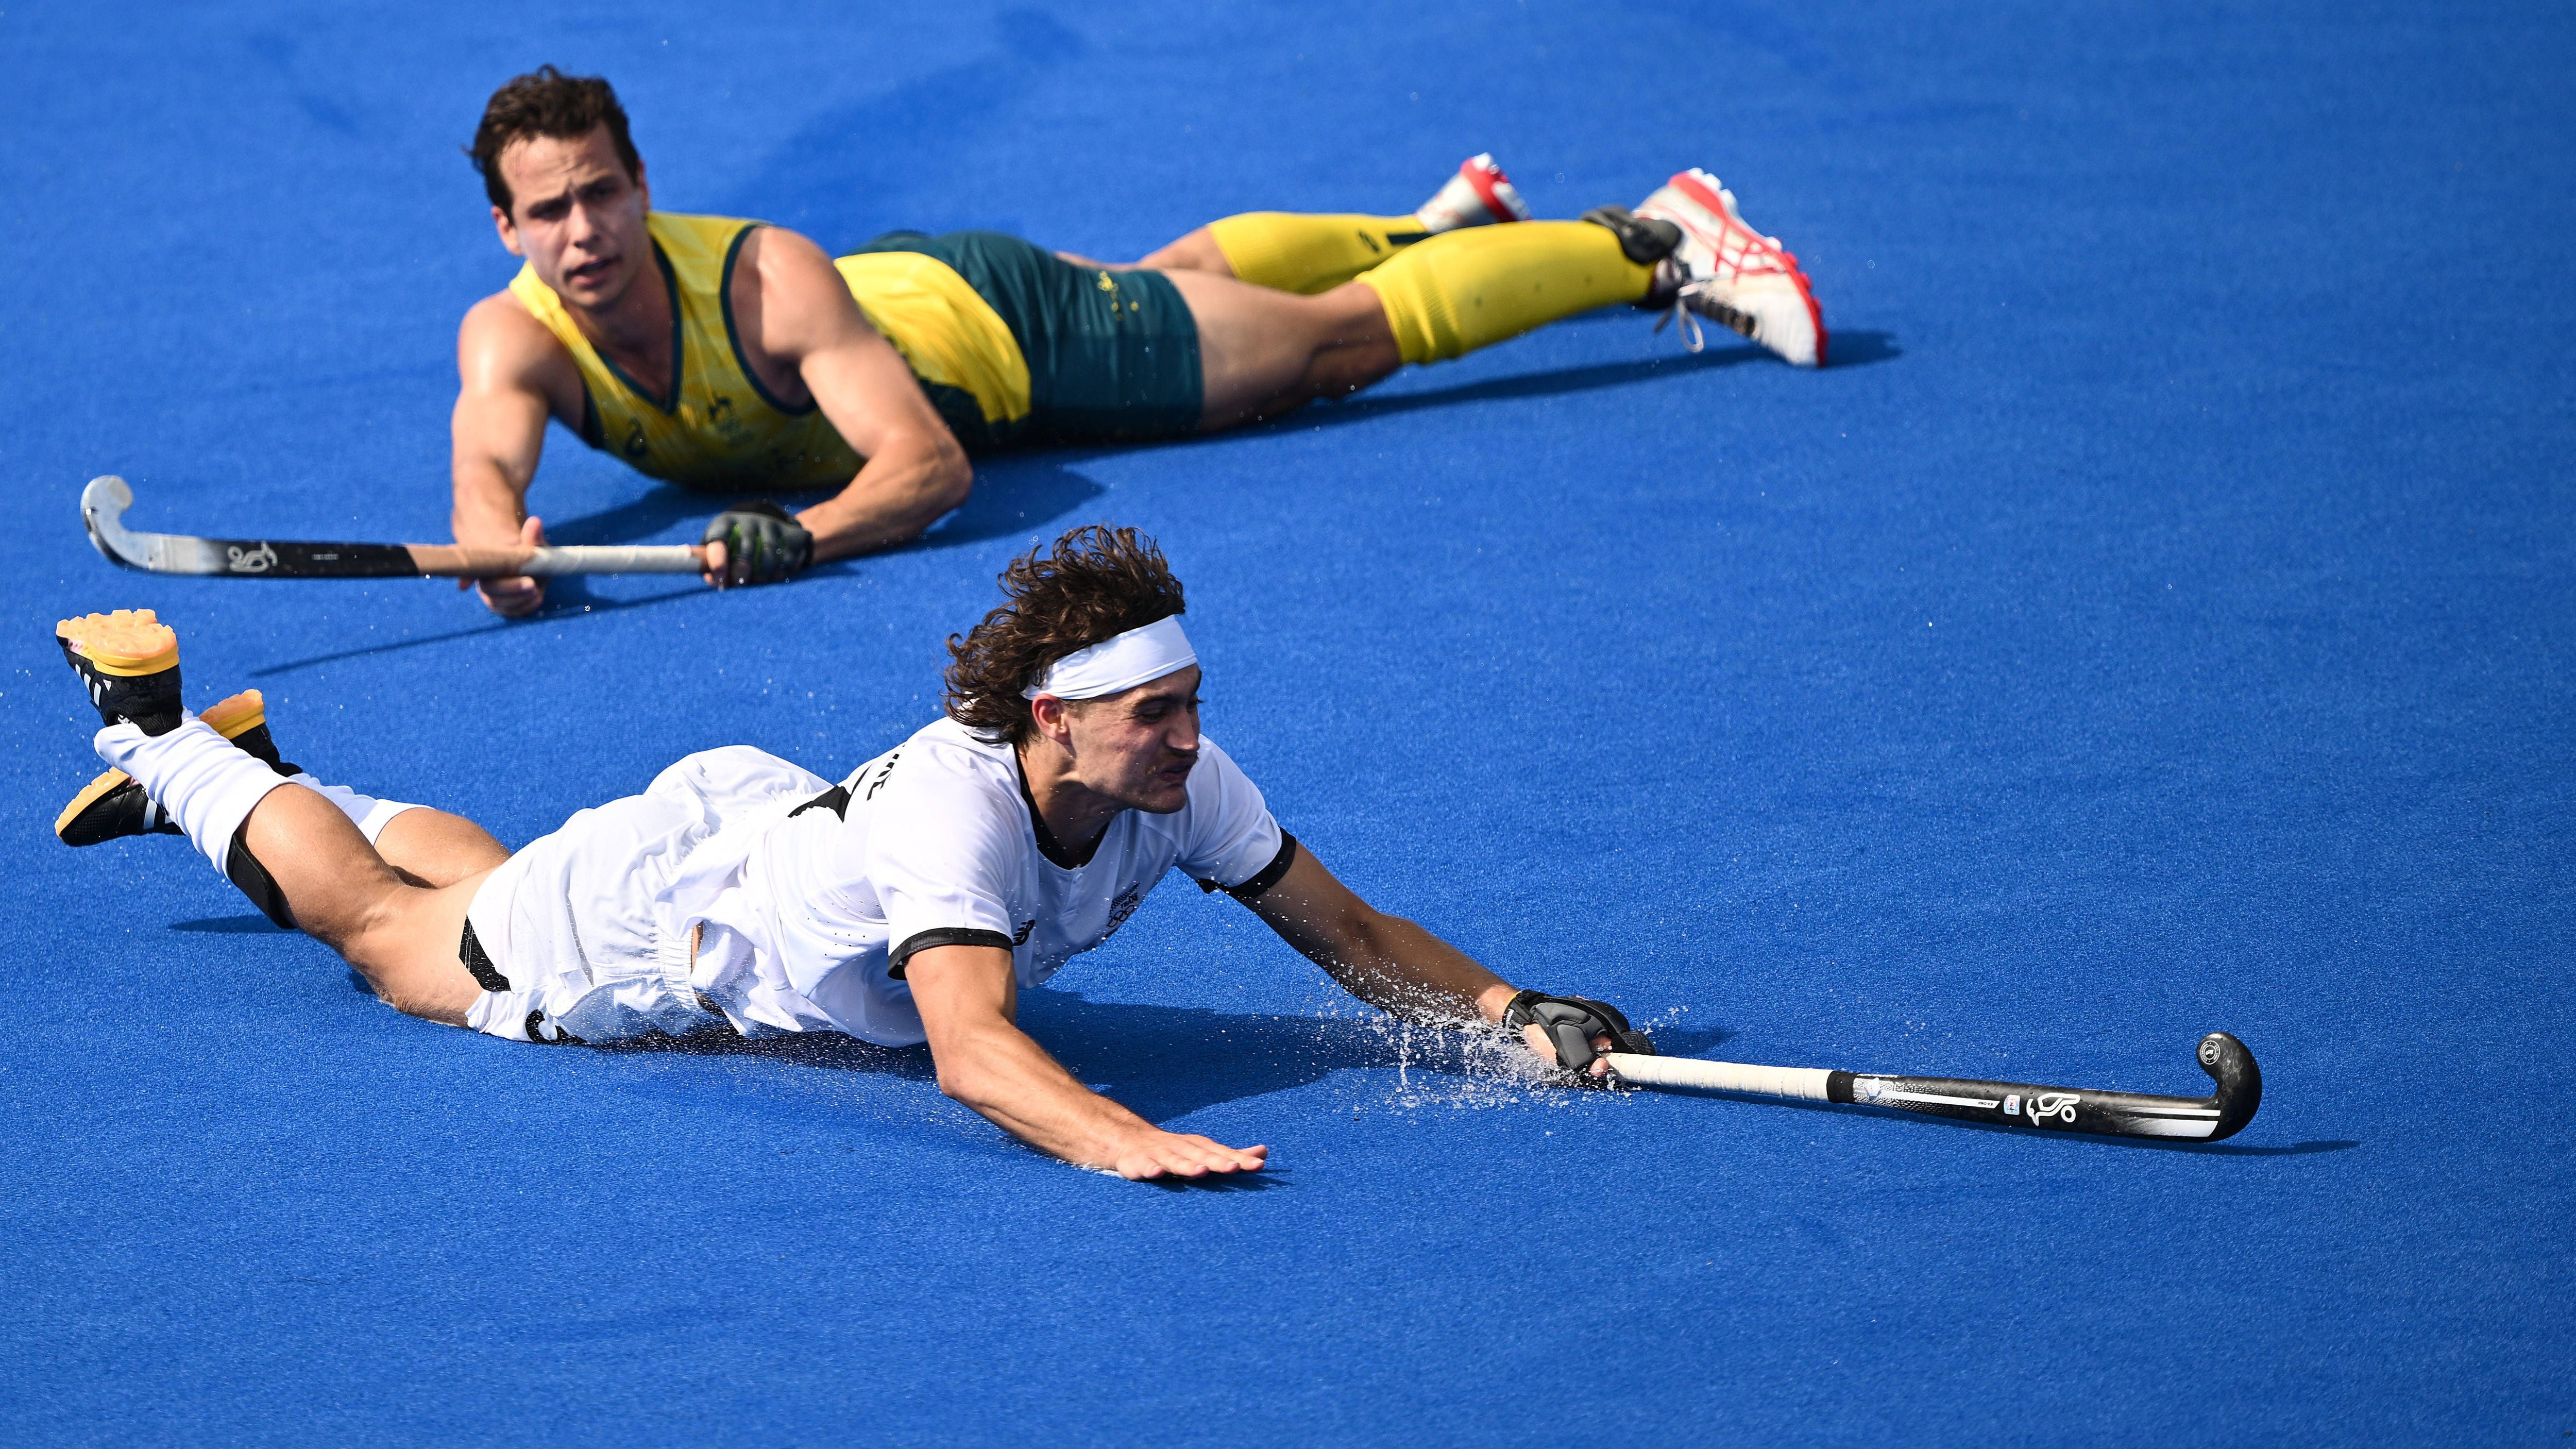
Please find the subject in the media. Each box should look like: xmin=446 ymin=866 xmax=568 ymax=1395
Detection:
xmin=302 ymin=873 xmax=417 ymax=957
xmin=1300 ymin=345 xmax=1397 ymax=405
xmin=295 ymin=900 xmax=384 ymax=962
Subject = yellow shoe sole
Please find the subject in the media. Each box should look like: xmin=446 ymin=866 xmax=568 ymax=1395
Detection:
xmin=55 ymin=768 xmax=136 ymax=839
xmin=56 ymin=609 xmax=179 ymax=677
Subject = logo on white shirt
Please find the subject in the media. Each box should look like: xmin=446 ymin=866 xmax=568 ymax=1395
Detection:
xmin=1097 ymin=884 xmax=1145 ymax=944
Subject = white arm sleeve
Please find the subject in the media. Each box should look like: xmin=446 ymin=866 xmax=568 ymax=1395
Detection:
xmin=1176 ymin=738 xmax=1288 ymax=893
xmin=863 ymin=747 xmax=1023 ymax=975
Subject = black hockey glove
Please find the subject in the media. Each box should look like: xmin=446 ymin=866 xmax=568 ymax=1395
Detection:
xmin=1500 ymin=990 xmax=1655 ymax=1077
xmin=701 ymin=499 xmax=814 ymax=586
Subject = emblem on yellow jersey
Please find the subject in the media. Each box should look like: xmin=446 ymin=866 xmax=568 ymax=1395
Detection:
xmin=706 ymin=393 xmax=748 ymax=443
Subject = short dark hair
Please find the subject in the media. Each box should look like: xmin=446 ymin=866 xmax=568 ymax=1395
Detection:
xmin=945 ymin=525 xmax=1190 ymax=745
xmin=466 ymin=66 xmax=641 ymax=214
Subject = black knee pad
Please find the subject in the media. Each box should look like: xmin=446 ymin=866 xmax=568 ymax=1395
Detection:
xmin=224 ymin=822 xmax=297 ymax=931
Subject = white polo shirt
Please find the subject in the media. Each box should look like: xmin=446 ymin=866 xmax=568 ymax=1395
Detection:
xmin=687 ymin=717 xmax=1291 ymax=1046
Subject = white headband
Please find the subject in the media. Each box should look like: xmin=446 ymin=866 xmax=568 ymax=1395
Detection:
xmin=1022 ymin=615 xmax=1198 ymax=700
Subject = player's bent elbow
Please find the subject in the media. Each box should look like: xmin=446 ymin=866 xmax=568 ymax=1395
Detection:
xmin=923 ymin=441 xmax=972 ymax=514
xmin=925 ymin=1041 xmax=990 ymax=1104
xmin=931 ymin=1060 xmax=990 ymax=1107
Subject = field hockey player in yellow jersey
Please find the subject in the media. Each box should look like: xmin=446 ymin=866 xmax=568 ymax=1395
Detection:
xmin=452 ymin=68 xmax=1826 ymax=615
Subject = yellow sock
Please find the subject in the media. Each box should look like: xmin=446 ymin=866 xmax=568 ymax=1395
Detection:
xmin=1355 ymin=221 xmax=1654 ymax=366
xmin=1206 ymin=212 xmax=1435 ymax=295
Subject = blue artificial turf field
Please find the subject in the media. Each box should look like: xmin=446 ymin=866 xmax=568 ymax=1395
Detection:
xmin=3 ymin=2 xmax=2570 ymax=1443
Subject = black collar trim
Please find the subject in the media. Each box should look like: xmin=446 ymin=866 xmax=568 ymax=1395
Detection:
xmin=1014 ymin=750 xmax=1110 ymax=870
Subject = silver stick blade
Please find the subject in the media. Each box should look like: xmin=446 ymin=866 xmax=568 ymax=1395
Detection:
xmin=81 ymin=476 xmax=229 ymax=576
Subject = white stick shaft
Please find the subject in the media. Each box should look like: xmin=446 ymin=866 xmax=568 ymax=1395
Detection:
xmin=513 ymin=545 xmax=704 ymax=577
xmin=1601 ymin=1053 xmax=1836 ymax=1102
xmin=396 ymin=543 xmax=705 ymax=577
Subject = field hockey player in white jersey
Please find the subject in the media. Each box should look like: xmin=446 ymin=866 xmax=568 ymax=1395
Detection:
xmin=52 ymin=526 xmax=1653 ymax=1181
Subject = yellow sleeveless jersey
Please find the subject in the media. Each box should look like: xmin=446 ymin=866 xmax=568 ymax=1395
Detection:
xmin=832 ymin=249 xmax=1031 ymax=434
xmin=509 ymin=212 xmax=1031 ymax=491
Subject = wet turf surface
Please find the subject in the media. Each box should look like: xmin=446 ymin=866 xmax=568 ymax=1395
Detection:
xmin=2 ymin=2 xmax=2570 ymax=1443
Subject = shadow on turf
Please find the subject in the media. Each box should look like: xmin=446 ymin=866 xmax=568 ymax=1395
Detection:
xmin=904 ymin=457 xmax=1109 ymax=553
xmin=245 ymin=458 xmax=1110 ymax=677
xmin=1274 ymin=329 xmax=1900 ymax=431
xmin=1710 ymin=1090 xmax=2359 ymax=1155
xmin=172 ymin=914 xmax=288 ymax=933
xmin=242 ymin=327 xmax=1857 ymax=675
xmin=245 ymin=586 xmax=703 ymax=677
xmin=534 ymin=457 xmax=1107 ymax=556
xmin=722 ymin=9 xmax=1086 ymax=247
xmin=314 ymin=964 xmax=2354 ymax=1160
xmin=585 ymin=985 xmax=1734 ymax=1124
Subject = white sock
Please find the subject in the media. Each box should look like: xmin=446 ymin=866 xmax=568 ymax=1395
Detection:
xmin=94 ymin=716 xmax=289 ymax=876
xmin=287 ymin=774 xmax=423 ymax=847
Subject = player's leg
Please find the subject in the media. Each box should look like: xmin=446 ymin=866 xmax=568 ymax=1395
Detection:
xmin=1158 ymin=270 xmax=1399 ymax=427
xmin=1170 ymin=218 xmax=1658 ymax=428
xmin=1137 ymin=155 xmax=1531 ymax=293
xmin=228 ymin=785 xmax=488 ymax=1022
xmin=57 ymin=611 xmax=488 ymax=1021
xmin=1175 ymin=169 xmax=1830 ymax=425
xmin=373 ymin=810 xmax=511 ymax=887
xmin=56 ymin=685 xmax=508 ymax=889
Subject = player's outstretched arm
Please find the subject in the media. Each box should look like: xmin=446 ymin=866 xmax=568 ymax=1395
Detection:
xmin=1245 ymin=847 xmax=1620 ymax=1077
xmin=723 ymin=228 xmax=972 ymax=575
xmin=905 ymin=941 xmax=1267 ymax=1179
xmin=452 ymin=293 xmax=584 ymax=616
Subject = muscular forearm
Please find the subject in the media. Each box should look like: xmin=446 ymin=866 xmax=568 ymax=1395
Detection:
xmin=933 ymin=1019 xmax=1160 ymax=1169
xmin=451 ymin=458 xmax=530 ymax=547
xmin=909 ymin=939 xmax=1263 ymax=1179
xmin=1318 ymin=914 xmax=1516 ymax=1026
xmin=798 ymin=432 xmax=972 ymax=562
xmin=1317 ymin=920 xmax=1623 ymax=1076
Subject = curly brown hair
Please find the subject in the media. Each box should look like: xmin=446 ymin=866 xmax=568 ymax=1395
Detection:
xmin=945 ymin=525 xmax=1189 ymax=744
xmin=466 ymin=66 xmax=641 ymax=215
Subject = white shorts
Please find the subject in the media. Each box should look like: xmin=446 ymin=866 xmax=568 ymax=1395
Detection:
xmin=461 ymin=747 xmax=831 ymax=1044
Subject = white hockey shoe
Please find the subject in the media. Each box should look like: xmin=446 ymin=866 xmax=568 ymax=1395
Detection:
xmin=1412 ymin=153 xmax=1533 ymax=232
xmin=1633 ymin=167 xmax=1825 ymax=367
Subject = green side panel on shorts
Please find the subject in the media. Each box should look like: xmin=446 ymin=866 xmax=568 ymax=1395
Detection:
xmin=915 ymin=380 xmax=1010 ymax=452
xmin=846 ymin=230 xmax=1204 ymax=448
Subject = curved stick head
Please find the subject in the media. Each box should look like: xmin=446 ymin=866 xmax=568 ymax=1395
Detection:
xmin=81 ymin=475 xmax=141 ymax=570
xmin=2195 ymin=1031 xmax=2262 ymax=1141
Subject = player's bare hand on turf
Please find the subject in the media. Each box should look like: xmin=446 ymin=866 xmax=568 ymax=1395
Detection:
xmin=463 ymin=515 xmax=548 ymax=617
xmin=700 ymin=499 xmax=814 ymax=589
xmin=1108 ymin=1129 xmax=1267 ymax=1181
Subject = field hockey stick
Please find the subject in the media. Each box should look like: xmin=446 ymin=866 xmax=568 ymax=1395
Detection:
xmin=1602 ymin=1031 xmax=2261 ymax=1142
xmin=81 ymin=476 xmax=705 ymax=579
